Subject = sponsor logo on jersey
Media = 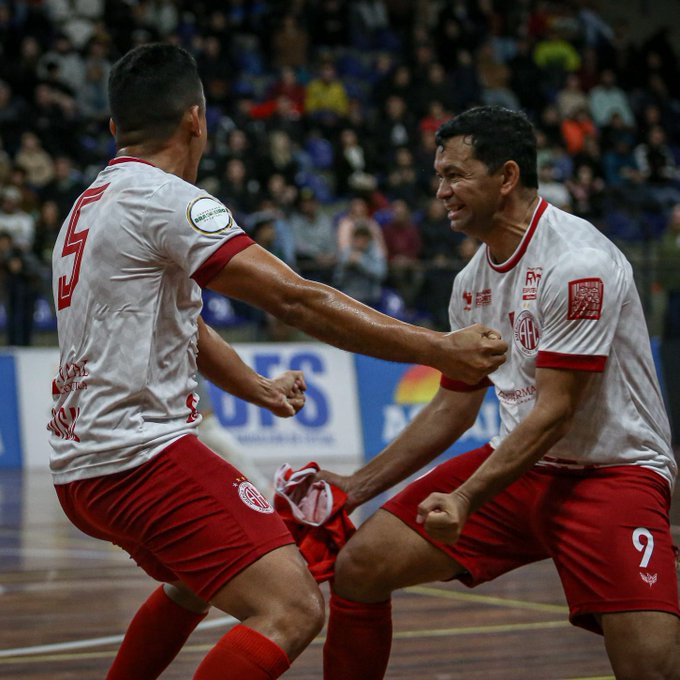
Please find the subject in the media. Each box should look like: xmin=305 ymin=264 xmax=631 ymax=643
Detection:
xmin=52 ymin=360 xmax=89 ymax=394
xmin=475 ymin=288 xmax=492 ymax=306
xmin=234 ymin=478 xmax=274 ymax=513
xmin=463 ymin=290 xmax=473 ymax=311
xmin=186 ymin=392 xmax=200 ymax=423
xmin=187 ymin=196 xmax=234 ymax=235
xmin=523 ymin=266 xmax=543 ymax=300
xmin=639 ymin=572 xmax=658 ymax=587
xmin=497 ymin=385 xmax=536 ymax=405
xmin=513 ymin=310 xmax=540 ymax=356
xmin=568 ymin=277 xmax=603 ymax=320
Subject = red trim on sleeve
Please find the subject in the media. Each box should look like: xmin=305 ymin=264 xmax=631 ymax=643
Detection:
xmin=440 ymin=375 xmax=493 ymax=392
xmin=536 ymin=351 xmax=607 ymax=372
xmin=192 ymin=234 xmax=255 ymax=288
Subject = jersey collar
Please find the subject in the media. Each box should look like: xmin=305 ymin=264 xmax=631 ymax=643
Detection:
xmin=108 ymin=156 xmax=157 ymax=168
xmin=485 ymin=197 xmax=548 ymax=273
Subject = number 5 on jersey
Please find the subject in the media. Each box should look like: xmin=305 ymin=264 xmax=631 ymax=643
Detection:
xmin=57 ymin=184 xmax=109 ymax=310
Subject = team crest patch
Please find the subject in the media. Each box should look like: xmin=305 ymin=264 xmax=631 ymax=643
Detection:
xmin=568 ymin=278 xmax=603 ymax=320
xmin=513 ymin=309 xmax=540 ymax=356
xmin=187 ymin=196 xmax=234 ymax=235
xmin=234 ymin=478 xmax=274 ymax=514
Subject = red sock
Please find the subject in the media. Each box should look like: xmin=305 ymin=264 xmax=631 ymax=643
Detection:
xmin=107 ymin=585 xmax=207 ymax=680
xmin=323 ymin=593 xmax=392 ymax=680
xmin=193 ymin=624 xmax=290 ymax=679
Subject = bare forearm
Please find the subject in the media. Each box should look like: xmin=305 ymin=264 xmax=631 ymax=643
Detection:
xmin=273 ymin=280 xmax=444 ymax=365
xmin=196 ymin=319 xmax=272 ymax=406
xmin=454 ymin=405 xmax=571 ymax=514
xmin=348 ymin=390 xmax=483 ymax=505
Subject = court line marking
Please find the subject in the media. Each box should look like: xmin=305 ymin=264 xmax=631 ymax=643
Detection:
xmin=0 ymin=619 xmax=571 ymax=664
xmin=0 ymin=615 xmax=237 ymax=659
xmin=405 ymin=584 xmax=569 ymax=614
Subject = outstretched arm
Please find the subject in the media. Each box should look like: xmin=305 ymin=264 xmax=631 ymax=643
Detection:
xmin=418 ymin=367 xmax=591 ymax=543
xmin=207 ymin=244 xmax=507 ymax=384
xmin=196 ymin=316 xmax=306 ymax=417
xmin=319 ymin=386 xmax=487 ymax=511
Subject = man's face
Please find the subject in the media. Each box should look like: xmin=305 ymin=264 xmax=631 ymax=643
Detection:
xmin=434 ymin=135 xmax=503 ymax=238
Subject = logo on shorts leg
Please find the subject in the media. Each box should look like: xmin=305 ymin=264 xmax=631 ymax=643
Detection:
xmin=234 ymin=478 xmax=274 ymax=514
xmin=639 ymin=572 xmax=658 ymax=588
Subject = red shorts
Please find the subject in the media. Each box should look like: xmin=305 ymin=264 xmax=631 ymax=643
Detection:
xmin=384 ymin=444 xmax=680 ymax=633
xmin=55 ymin=435 xmax=293 ymax=601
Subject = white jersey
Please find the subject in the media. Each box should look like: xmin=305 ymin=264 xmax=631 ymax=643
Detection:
xmin=450 ymin=199 xmax=677 ymax=487
xmin=48 ymin=157 xmax=252 ymax=483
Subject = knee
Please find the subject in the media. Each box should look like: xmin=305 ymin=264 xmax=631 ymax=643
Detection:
xmin=273 ymin=581 xmax=325 ymax=652
xmin=607 ymin=634 xmax=680 ymax=680
xmin=333 ymin=536 xmax=392 ymax=602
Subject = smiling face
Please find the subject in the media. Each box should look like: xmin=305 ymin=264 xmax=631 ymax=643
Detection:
xmin=434 ymin=135 xmax=504 ymax=239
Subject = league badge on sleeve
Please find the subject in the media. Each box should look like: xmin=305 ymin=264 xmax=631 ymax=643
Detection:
xmin=568 ymin=277 xmax=604 ymax=320
xmin=186 ymin=196 xmax=234 ymax=235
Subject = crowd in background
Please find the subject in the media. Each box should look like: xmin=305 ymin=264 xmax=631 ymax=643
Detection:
xmin=1 ymin=0 xmax=680 ymax=345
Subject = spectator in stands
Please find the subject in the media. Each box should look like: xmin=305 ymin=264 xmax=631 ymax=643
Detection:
xmin=413 ymin=63 xmax=455 ymax=118
xmin=333 ymin=222 xmax=387 ymax=307
xmin=14 ymin=131 xmax=55 ymax=189
xmin=265 ymin=66 xmax=306 ymax=113
xmin=0 ymin=229 xmax=40 ymax=345
xmin=289 ymin=187 xmax=337 ymax=284
xmin=373 ymin=64 xmax=414 ymax=111
xmin=599 ymin=110 xmax=637 ymax=153
xmin=418 ymin=198 xmax=464 ymax=329
xmin=32 ymin=199 xmax=61 ymax=265
xmin=566 ymin=164 xmax=606 ymax=222
xmin=533 ymin=27 xmax=581 ymax=93
xmin=217 ymin=158 xmax=262 ymax=217
xmin=385 ymin=146 xmax=421 ymax=204
xmin=270 ymin=13 xmax=309 ymax=69
xmin=538 ymin=160 xmax=572 ymax=211
xmin=556 ymin=73 xmax=589 ymax=119
xmin=254 ymin=129 xmax=300 ymax=187
xmin=382 ymin=199 xmax=423 ymax=308
xmin=476 ymin=41 xmax=520 ymax=111
xmin=560 ymin=106 xmax=598 ymax=155
xmin=334 ymin=127 xmax=371 ymax=198
xmin=588 ymin=68 xmax=635 ymax=129
xmin=0 ymin=80 xmax=27 ymax=156
xmin=41 ymin=156 xmax=85 ymax=219
xmin=0 ymin=186 xmax=35 ymax=251
xmin=508 ymin=37 xmax=545 ymax=117
xmin=37 ymin=33 xmax=85 ymax=96
xmin=373 ymin=94 xmax=417 ymax=170
xmin=657 ymin=203 xmax=680 ymax=339
xmin=633 ymin=125 xmax=680 ymax=208
xmin=304 ymin=60 xmax=349 ymax=135
xmin=336 ymin=196 xmax=386 ymax=256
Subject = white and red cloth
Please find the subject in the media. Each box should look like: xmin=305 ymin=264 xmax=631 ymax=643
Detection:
xmin=274 ymin=462 xmax=355 ymax=583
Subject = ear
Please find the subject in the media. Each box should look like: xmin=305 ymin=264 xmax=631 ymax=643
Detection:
xmin=188 ymin=105 xmax=203 ymax=138
xmin=499 ymin=160 xmax=520 ymax=196
xmin=109 ymin=118 xmax=117 ymax=138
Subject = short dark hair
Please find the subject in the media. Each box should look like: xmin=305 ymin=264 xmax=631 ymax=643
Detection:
xmin=435 ymin=106 xmax=538 ymax=188
xmin=108 ymin=43 xmax=204 ymax=142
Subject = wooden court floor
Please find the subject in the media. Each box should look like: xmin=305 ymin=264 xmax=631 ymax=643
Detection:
xmin=0 ymin=467 xmax=678 ymax=680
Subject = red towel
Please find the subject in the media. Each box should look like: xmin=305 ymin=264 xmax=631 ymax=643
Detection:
xmin=274 ymin=462 xmax=355 ymax=583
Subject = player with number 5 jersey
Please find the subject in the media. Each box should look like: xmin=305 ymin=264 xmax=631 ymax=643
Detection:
xmin=47 ymin=44 xmax=507 ymax=680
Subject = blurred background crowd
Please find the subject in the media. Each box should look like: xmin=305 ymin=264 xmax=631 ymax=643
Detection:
xmin=1 ymin=0 xmax=680 ymax=346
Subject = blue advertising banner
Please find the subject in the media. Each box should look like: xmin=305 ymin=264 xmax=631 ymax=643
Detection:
xmin=206 ymin=344 xmax=362 ymax=462
xmin=0 ymin=353 xmax=22 ymax=468
xmin=354 ymin=356 xmax=500 ymax=462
